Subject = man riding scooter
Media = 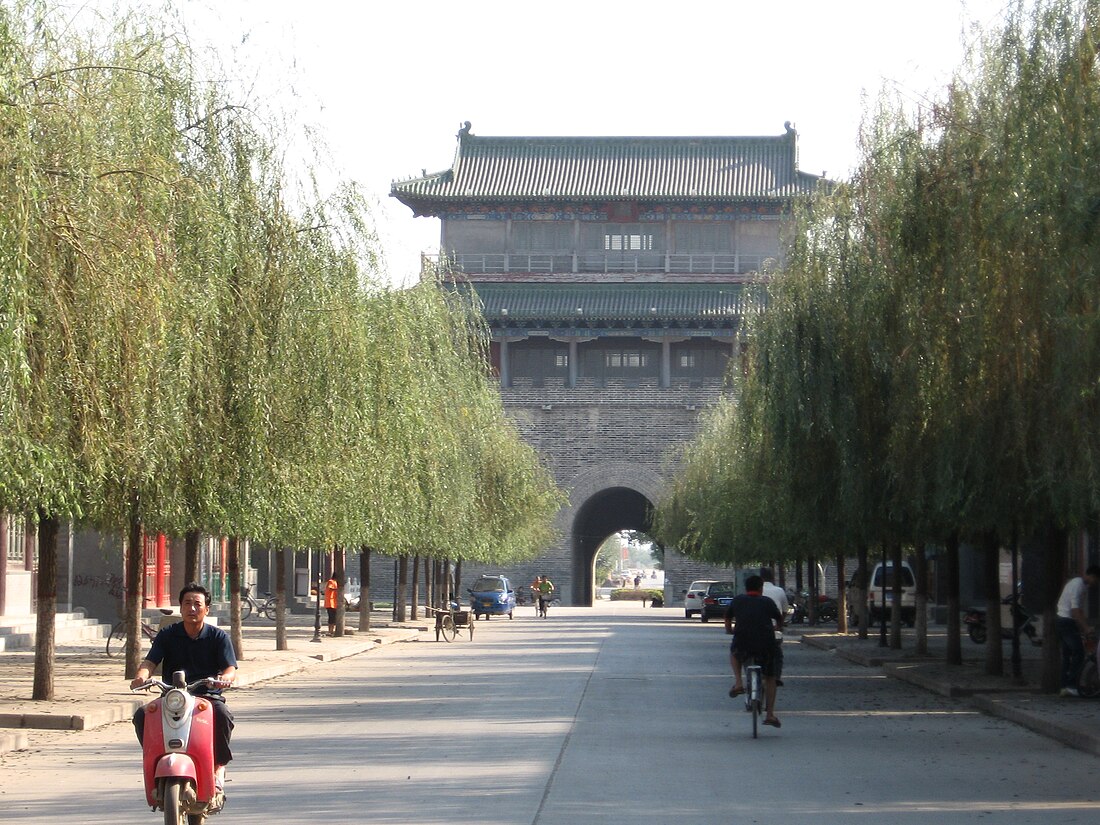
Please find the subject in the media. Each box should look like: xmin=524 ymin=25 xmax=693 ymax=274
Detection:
xmin=131 ymin=583 xmax=237 ymax=797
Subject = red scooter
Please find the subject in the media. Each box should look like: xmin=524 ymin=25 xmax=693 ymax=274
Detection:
xmin=133 ymin=671 xmax=228 ymax=825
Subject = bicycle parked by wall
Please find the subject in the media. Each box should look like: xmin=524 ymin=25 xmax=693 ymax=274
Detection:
xmin=106 ymin=610 xmax=171 ymax=657
xmin=241 ymin=586 xmax=278 ymax=621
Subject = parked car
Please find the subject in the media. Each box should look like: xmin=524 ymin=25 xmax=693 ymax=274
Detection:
xmin=849 ymin=561 xmax=917 ymax=627
xmin=683 ymin=580 xmax=717 ymax=619
xmin=468 ymin=575 xmax=516 ymax=619
xmin=700 ymin=581 xmax=737 ymax=622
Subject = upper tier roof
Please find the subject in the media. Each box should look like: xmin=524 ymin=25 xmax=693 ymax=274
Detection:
xmin=392 ymin=122 xmax=827 ymax=214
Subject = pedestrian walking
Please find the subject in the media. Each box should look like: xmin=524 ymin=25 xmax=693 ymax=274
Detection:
xmin=325 ymin=576 xmax=340 ymax=636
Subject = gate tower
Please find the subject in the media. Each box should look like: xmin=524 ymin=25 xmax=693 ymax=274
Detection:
xmin=392 ymin=122 xmax=825 ymax=606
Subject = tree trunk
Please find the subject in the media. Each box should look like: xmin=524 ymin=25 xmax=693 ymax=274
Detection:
xmin=31 ymin=511 xmax=59 ymax=700
xmin=396 ymin=555 xmax=408 ymax=621
xmin=410 ymin=555 xmax=420 ymax=620
xmin=124 ymin=496 xmax=144 ymax=679
xmin=227 ymin=536 xmax=243 ymax=660
xmin=914 ymin=541 xmax=929 ymax=655
xmin=835 ymin=551 xmax=847 ymax=634
xmin=359 ymin=546 xmax=372 ymax=632
xmin=982 ymin=531 xmax=1004 ymax=676
xmin=275 ymin=548 xmax=288 ymax=650
xmin=424 ymin=555 xmax=433 ymax=613
xmin=794 ymin=553 xmax=804 ymax=594
xmin=776 ymin=561 xmax=786 ymax=590
xmin=183 ymin=530 xmax=201 ymax=584
xmin=433 ymin=558 xmax=442 ymax=611
xmin=946 ymin=531 xmax=962 ymax=666
xmin=856 ymin=543 xmax=869 ymax=639
xmin=890 ymin=541 xmax=903 ymax=650
xmin=454 ymin=558 xmax=463 ymax=599
xmin=1041 ymin=522 xmax=1067 ymax=692
xmin=335 ymin=545 xmax=346 ymax=636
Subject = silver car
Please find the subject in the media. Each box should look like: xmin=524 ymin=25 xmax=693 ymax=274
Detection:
xmin=683 ymin=580 xmax=717 ymax=619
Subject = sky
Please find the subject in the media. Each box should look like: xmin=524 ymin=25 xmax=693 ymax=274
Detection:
xmin=80 ymin=0 xmax=1021 ymax=285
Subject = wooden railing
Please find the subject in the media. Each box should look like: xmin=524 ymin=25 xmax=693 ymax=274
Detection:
xmin=425 ymin=252 xmax=775 ymax=276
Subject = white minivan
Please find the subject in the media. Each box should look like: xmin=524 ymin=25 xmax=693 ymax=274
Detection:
xmin=850 ymin=561 xmax=917 ymax=627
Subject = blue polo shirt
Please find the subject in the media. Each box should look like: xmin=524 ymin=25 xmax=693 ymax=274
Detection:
xmin=146 ymin=621 xmax=237 ymax=695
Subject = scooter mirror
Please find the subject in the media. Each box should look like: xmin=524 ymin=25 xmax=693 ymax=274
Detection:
xmin=173 ymin=670 xmax=187 ymax=688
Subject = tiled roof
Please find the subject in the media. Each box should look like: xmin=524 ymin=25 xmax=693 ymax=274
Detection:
xmin=453 ymin=282 xmax=762 ymax=324
xmin=393 ymin=123 xmax=826 ymax=210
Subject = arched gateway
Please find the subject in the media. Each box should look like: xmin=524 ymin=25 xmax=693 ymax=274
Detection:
xmin=392 ymin=123 xmax=825 ymax=605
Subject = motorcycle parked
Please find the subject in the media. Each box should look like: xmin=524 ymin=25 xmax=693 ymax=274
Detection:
xmin=963 ymin=593 xmax=1041 ymax=646
xmin=133 ymin=671 xmax=229 ymax=825
xmin=787 ymin=592 xmax=838 ymax=624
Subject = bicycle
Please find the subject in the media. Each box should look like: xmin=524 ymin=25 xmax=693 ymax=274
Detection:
xmin=106 ymin=614 xmax=163 ymax=657
xmin=742 ymin=660 xmax=764 ymax=738
xmin=241 ymin=586 xmax=278 ymax=621
xmin=1080 ymin=635 xmax=1100 ymax=698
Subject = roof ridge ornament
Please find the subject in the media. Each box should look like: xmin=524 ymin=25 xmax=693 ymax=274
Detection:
xmin=458 ymin=120 xmax=473 ymax=140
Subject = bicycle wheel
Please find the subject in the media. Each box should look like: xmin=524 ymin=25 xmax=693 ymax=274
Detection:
xmin=440 ymin=614 xmax=456 ymax=642
xmin=106 ymin=622 xmax=127 ymax=657
xmin=751 ymin=672 xmax=760 ymax=739
xmin=261 ymin=596 xmax=279 ymax=621
xmin=239 ymin=598 xmax=253 ymax=621
xmin=1080 ymin=657 xmax=1100 ymax=698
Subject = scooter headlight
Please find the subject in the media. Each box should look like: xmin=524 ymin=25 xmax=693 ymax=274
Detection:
xmin=163 ymin=689 xmax=187 ymax=714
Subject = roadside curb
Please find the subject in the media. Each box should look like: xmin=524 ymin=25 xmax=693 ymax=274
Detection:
xmin=800 ymin=632 xmax=1100 ymax=756
xmin=0 ymin=699 xmax=144 ymax=732
xmin=971 ymin=694 xmax=1100 ymax=758
xmin=0 ymin=626 xmax=423 ymax=753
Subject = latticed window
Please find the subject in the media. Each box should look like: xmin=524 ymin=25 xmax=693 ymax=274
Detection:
xmin=512 ymin=221 xmax=572 ymax=252
xmin=674 ymin=222 xmax=731 ymax=253
xmin=605 ymin=351 xmax=648 ymax=368
xmin=6 ymin=515 xmax=25 ymax=563
xmin=603 ymin=225 xmax=658 ymax=252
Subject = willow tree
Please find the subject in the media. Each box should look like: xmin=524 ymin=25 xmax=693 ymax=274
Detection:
xmin=0 ymin=4 xmax=224 ymax=685
xmin=888 ymin=0 xmax=1100 ymax=682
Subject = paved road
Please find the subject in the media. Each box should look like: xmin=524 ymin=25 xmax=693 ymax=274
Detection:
xmin=2 ymin=602 xmax=1099 ymax=824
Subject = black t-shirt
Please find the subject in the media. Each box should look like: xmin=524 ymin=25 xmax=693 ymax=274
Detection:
xmin=724 ymin=593 xmax=781 ymax=653
xmin=146 ymin=621 xmax=237 ymax=695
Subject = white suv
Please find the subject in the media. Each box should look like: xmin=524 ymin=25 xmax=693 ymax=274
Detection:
xmin=683 ymin=580 xmax=717 ymax=619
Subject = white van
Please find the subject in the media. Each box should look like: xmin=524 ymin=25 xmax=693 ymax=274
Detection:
xmin=849 ymin=561 xmax=917 ymax=627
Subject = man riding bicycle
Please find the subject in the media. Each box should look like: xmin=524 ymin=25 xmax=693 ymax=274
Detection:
xmin=533 ymin=575 xmax=555 ymax=617
xmin=724 ymin=574 xmax=783 ymax=728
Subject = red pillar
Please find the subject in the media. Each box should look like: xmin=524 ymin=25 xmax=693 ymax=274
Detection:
xmin=155 ymin=533 xmax=170 ymax=608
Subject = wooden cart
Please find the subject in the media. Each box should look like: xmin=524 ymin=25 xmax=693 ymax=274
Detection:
xmin=428 ymin=607 xmax=474 ymax=642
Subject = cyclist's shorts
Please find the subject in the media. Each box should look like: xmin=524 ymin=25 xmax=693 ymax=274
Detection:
xmin=733 ymin=642 xmax=780 ymax=678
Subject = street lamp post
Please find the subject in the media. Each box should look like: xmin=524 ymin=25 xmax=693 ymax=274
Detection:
xmin=879 ymin=545 xmax=888 ymax=647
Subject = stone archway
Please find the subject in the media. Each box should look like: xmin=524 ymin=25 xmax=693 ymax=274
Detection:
xmin=562 ymin=464 xmax=666 ymax=606
xmin=571 ymin=486 xmax=655 ymax=606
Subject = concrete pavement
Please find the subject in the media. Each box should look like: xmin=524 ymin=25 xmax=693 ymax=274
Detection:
xmin=0 ymin=611 xmax=426 ymax=755
xmin=798 ymin=623 xmax=1100 ymax=757
xmin=3 ymin=609 xmax=1099 ymax=760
